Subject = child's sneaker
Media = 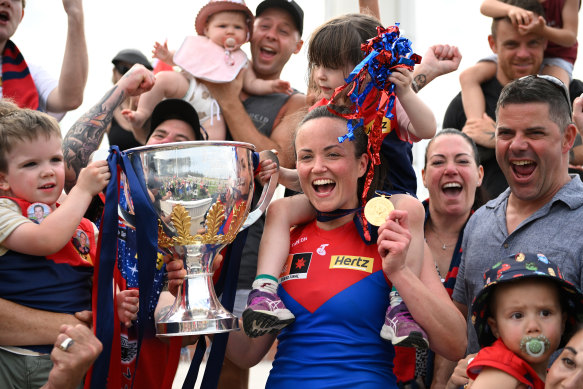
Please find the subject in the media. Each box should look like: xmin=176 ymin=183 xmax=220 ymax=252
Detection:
xmin=242 ymin=289 xmax=295 ymax=338
xmin=381 ymin=301 xmax=429 ymax=348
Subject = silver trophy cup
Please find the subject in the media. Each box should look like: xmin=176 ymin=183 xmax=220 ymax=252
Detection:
xmin=120 ymin=141 xmax=278 ymax=336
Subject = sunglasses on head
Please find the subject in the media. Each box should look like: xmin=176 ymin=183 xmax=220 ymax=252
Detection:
xmin=519 ymin=74 xmax=571 ymax=112
xmin=114 ymin=63 xmax=132 ymax=75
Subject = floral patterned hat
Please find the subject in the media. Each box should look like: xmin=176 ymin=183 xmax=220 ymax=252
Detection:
xmin=471 ymin=252 xmax=583 ymax=348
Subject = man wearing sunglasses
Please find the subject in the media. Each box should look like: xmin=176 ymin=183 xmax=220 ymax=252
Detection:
xmin=445 ymin=74 xmax=583 ymax=387
xmin=0 ymin=0 xmax=88 ymax=118
xmin=443 ymin=0 xmax=583 ymax=200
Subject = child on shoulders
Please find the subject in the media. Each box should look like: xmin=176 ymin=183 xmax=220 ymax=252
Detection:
xmin=242 ymin=14 xmax=436 ymax=351
xmin=123 ymin=0 xmax=291 ymax=143
xmin=460 ymin=0 xmax=579 ymax=120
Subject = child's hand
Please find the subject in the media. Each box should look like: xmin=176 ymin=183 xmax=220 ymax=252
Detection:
xmin=257 ymin=150 xmax=279 ymax=186
xmin=257 ymin=158 xmax=279 ymax=186
xmin=77 ymin=160 xmax=111 ymax=196
xmin=507 ymin=6 xmax=534 ymax=26
xmin=116 ymin=289 xmax=139 ymax=327
xmin=152 ymin=40 xmax=174 ymax=65
xmin=517 ymin=15 xmax=546 ymax=36
xmin=272 ymin=79 xmax=292 ymax=95
xmin=389 ymin=68 xmax=414 ymax=97
xmin=164 ymin=253 xmax=186 ymax=297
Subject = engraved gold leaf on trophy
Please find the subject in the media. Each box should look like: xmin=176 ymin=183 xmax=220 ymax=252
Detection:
xmin=203 ymin=202 xmax=227 ymax=244
xmin=224 ymin=201 xmax=247 ymax=243
xmin=157 ymin=220 xmax=174 ymax=248
xmin=170 ymin=204 xmax=195 ymax=246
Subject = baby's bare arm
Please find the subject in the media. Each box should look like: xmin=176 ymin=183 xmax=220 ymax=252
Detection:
xmin=242 ymin=67 xmax=291 ymax=96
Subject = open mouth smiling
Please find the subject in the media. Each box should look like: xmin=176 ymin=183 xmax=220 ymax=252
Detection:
xmin=313 ymin=178 xmax=335 ymax=194
xmin=511 ymin=159 xmax=536 ymax=178
xmin=442 ymin=182 xmax=462 ymax=196
xmin=260 ymin=46 xmax=276 ymax=58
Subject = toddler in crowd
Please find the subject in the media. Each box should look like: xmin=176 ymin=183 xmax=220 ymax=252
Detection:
xmin=467 ymin=253 xmax=583 ymax=388
xmin=243 ymin=14 xmax=436 ymax=350
xmin=0 ymin=101 xmax=138 ymax=383
xmin=123 ymin=0 xmax=291 ymax=142
xmin=460 ymin=0 xmax=579 ymax=120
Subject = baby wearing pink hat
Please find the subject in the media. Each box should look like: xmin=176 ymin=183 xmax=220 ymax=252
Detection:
xmin=122 ymin=0 xmax=291 ymax=143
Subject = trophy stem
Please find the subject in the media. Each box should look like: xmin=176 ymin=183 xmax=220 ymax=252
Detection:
xmin=156 ymin=246 xmax=239 ymax=336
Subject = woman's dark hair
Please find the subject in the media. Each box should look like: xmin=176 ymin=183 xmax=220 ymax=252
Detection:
xmin=295 ymin=105 xmax=386 ymax=202
xmin=424 ymin=128 xmax=488 ymax=210
xmin=424 ymin=129 xmax=480 ymax=168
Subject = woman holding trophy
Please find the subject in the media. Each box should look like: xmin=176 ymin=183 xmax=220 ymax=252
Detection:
xmin=162 ymin=105 xmax=467 ymax=388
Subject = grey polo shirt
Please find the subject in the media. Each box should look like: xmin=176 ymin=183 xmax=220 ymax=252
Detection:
xmin=453 ymin=175 xmax=583 ymax=353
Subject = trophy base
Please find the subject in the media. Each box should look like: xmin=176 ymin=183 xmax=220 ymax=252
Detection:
xmin=156 ymin=315 xmax=240 ymax=337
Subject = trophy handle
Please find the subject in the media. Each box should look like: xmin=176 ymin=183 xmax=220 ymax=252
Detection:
xmin=241 ymin=150 xmax=279 ymax=230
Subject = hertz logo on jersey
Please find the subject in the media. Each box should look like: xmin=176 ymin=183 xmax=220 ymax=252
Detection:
xmin=329 ymin=255 xmax=374 ymax=273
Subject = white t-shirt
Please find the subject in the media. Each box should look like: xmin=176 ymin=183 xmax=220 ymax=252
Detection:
xmin=0 ymin=58 xmax=64 ymax=121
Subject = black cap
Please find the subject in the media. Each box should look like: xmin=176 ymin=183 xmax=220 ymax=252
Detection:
xmin=111 ymin=49 xmax=153 ymax=70
xmin=256 ymin=0 xmax=303 ymax=36
xmin=149 ymin=99 xmax=203 ymax=141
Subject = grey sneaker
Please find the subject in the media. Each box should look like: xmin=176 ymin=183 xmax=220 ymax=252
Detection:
xmin=242 ymin=289 xmax=295 ymax=337
xmin=381 ymin=301 xmax=429 ymax=348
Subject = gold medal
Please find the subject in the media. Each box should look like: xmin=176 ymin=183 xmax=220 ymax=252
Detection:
xmin=364 ymin=194 xmax=394 ymax=226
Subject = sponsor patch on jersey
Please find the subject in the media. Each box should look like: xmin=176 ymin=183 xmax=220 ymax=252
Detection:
xmin=280 ymin=252 xmax=312 ymax=282
xmin=329 ymin=255 xmax=374 ymax=273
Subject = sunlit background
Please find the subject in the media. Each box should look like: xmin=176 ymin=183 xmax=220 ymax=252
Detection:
xmin=14 ymin=0 xmax=583 ymax=198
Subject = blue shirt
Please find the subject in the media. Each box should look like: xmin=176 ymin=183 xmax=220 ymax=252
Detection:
xmin=453 ymin=175 xmax=583 ymax=353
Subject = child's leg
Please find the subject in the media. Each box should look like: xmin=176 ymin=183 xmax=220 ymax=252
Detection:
xmin=201 ymin=114 xmax=226 ymax=141
xmin=542 ymin=64 xmax=571 ymax=93
xmin=258 ymin=194 xmax=316 ymax=278
xmin=243 ymin=194 xmax=316 ymax=337
xmin=459 ymin=61 xmax=497 ymax=120
xmin=122 ymin=71 xmax=190 ymax=133
xmin=382 ymin=194 xmax=429 ymax=348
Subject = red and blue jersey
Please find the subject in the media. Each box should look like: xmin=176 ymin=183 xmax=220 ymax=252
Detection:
xmin=267 ymin=220 xmax=397 ymax=388
xmin=0 ymin=197 xmax=95 ymax=353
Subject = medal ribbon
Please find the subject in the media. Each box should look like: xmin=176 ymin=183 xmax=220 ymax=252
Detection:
xmin=326 ymin=24 xmax=421 ymax=238
xmin=86 ymin=146 xmax=158 ymax=389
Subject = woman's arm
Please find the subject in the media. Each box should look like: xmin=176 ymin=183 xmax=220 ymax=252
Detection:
xmin=378 ymin=209 xmax=467 ymax=360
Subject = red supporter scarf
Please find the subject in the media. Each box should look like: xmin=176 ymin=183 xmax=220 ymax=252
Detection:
xmin=2 ymin=40 xmax=39 ymax=110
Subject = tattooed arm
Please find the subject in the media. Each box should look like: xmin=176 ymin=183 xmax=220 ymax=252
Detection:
xmin=412 ymin=44 xmax=462 ymax=93
xmin=63 ymin=64 xmax=156 ymax=192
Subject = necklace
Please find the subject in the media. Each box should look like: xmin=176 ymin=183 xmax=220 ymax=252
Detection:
xmin=427 ymin=222 xmax=456 ymax=250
